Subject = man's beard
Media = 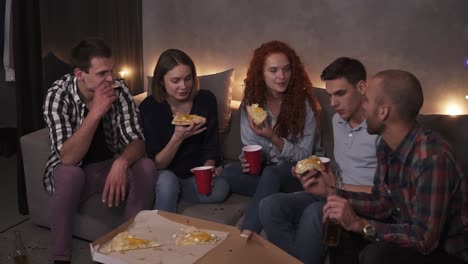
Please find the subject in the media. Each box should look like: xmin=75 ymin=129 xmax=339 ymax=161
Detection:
xmin=366 ymin=118 xmax=385 ymax=135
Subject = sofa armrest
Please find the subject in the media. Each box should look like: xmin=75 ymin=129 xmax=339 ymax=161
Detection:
xmin=20 ymin=128 xmax=52 ymax=227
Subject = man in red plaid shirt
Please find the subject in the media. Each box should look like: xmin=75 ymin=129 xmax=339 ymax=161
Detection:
xmin=295 ymin=70 xmax=467 ymax=264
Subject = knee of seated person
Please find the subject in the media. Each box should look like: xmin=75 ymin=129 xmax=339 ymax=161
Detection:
xmin=131 ymin=158 xmax=157 ymax=178
xmin=301 ymin=202 xmax=324 ymax=224
xmin=261 ymin=165 xmax=275 ymax=175
xmin=259 ymin=194 xmax=281 ymax=215
xmin=220 ymin=163 xmax=240 ymax=177
xmin=132 ymin=157 xmax=156 ymax=171
xmin=156 ymin=171 xmax=179 ymax=189
xmin=54 ymin=164 xmax=85 ymax=182
xmin=214 ymin=177 xmax=229 ymax=190
xmin=359 ymin=242 xmax=390 ymax=264
xmin=212 ymin=178 xmax=230 ymax=198
xmin=261 ymin=165 xmax=285 ymax=179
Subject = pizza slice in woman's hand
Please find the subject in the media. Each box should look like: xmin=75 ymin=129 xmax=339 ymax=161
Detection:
xmin=172 ymin=113 xmax=206 ymax=126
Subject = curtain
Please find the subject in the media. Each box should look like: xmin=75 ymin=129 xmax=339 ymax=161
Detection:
xmin=40 ymin=0 xmax=144 ymax=94
xmin=13 ymin=0 xmax=44 ymax=214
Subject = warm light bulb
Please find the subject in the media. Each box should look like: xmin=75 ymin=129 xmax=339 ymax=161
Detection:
xmin=119 ymin=69 xmax=128 ymax=79
xmin=445 ymin=103 xmax=462 ymax=116
xmin=465 ymin=95 xmax=468 ymax=100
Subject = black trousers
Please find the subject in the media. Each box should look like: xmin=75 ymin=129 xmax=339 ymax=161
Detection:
xmin=329 ymin=231 xmax=466 ymax=264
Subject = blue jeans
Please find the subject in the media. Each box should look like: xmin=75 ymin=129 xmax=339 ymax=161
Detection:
xmin=221 ymin=162 xmax=303 ymax=233
xmin=153 ymin=170 xmax=230 ymax=213
xmin=331 ymin=234 xmax=466 ymax=264
xmin=259 ymin=192 xmax=327 ymax=264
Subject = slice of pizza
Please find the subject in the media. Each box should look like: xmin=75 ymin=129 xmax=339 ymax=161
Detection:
xmin=172 ymin=113 xmax=206 ymax=126
xmin=246 ymin=104 xmax=267 ymax=126
xmin=102 ymin=231 xmax=162 ymax=253
xmin=295 ymin=155 xmax=325 ymax=174
xmin=175 ymin=226 xmax=218 ymax=246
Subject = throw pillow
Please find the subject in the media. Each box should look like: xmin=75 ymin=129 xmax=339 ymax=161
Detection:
xmin=147 ymin=68 xmax=235 ymax=134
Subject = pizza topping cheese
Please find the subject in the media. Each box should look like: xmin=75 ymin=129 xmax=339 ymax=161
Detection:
xmin=102 ymin=231 xmax=162 ymax=253
xmin=175 ymin=226 xmax=218 ymax=246
xmin=246 ymin=104 xmax=267 ymax=126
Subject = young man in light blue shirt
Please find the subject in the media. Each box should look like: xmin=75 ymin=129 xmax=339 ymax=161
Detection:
xmin=259 ymin=57 xmax=379 ymax=264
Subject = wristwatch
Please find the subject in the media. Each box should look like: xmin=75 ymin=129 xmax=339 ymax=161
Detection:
xmin=363 ymin=223 xmax=376 ymax=239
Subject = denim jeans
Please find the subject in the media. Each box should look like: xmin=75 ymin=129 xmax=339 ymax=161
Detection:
xmin=259 ymin=192 xmax=327 ymax=264
xmin=331 ymin=233 xmax=467 ymax=264
xmin=221 ymin=162 xmax=303 ymax=233
xmin=153 ymin=170 xmax=230 ymax=213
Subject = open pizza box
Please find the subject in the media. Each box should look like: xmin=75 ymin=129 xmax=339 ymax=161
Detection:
xmin=90 ymin=210 xmax=301 ymax=264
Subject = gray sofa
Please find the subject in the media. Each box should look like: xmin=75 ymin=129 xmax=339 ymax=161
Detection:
xmin=20 ymin=87 xmax=468 ymax=242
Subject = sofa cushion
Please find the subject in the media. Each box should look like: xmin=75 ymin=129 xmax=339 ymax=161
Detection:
xmin=147 ymin=68 xmax=235 ymax=134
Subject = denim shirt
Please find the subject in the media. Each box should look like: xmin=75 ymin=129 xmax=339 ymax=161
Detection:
xmin=239 ymin=100 xmax=323 ymax=164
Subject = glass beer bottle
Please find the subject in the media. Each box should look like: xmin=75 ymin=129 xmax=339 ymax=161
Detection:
xmin=322 ymin=169 xmax=343 ymax=247
xmin=12 ymin=231 xmax=28 ymax=264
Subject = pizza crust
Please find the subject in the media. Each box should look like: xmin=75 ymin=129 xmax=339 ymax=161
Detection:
xmin=172 ymin=113 xmax=206 ymax=126
xmin=246 ymin=104 xmax=267 ymax=126
xmin=295 ymin=155 xmax=325 ymax=174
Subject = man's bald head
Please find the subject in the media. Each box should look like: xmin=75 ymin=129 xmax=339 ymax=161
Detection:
xmin=373 ymin=70 xmax=423 ymax=122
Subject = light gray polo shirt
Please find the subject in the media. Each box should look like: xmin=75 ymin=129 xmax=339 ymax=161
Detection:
xmin=333 ymin=113 xmax=379 ymax=186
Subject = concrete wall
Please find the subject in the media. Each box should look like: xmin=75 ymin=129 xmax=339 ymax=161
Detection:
xmin=142 ymin=0 xmax=468 ymax=114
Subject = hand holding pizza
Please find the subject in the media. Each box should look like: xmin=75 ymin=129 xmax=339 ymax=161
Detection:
xmin=248 ymin=116 xmax=274 ymax=140
xmin=172 ymin=119 xmax=207 ymax=142
xmin=292 ymin=156 xmax=336 ymax=197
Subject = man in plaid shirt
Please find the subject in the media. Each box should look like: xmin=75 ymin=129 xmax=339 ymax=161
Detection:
xmin=295 ymin=70 xmax=467 ymax=263
xmin=43 ymin=38 xmax=156 ymax=264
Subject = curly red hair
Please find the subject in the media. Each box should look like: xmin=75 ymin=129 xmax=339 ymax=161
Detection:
xmin=243 ymin=40 xmax=321 ymax=142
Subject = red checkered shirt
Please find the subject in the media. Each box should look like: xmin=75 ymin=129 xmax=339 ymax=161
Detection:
xmin=342 ymin=123 xmax=468 ymax=261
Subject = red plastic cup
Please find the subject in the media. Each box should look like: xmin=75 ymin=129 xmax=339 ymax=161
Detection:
xmin=319 ymin=157 xmax=331 ymax=173
xmin=242 ymin=145 xmax=262 ymax=175
xmin=191 ymin=166 xmax=214 ymax=195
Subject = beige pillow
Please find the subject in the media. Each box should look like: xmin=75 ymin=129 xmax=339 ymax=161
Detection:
xmin=147 ymin=68 xmax=235 ymax=134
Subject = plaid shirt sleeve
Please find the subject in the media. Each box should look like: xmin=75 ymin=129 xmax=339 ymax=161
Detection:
xmin=43 ymin=82 xmax=75 ymax=161
xmin=115 ymin=83 xmax=145 ymax=144
xmin=341 ymin=169 xmax=395 ymax=220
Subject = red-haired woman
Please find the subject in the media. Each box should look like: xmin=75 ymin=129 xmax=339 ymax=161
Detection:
xmin=221 ymin=40 xmax=323 ymax=237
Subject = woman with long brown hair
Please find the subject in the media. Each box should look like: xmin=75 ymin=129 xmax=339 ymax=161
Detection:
xmin=139 ymin=49 xmax=229 ymax=213
xmin=221 ymin=40 xmax=323 ymax=237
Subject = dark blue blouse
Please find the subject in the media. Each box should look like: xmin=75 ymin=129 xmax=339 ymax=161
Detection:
xmin=139 ymin=89 xmax=221 ymax=179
